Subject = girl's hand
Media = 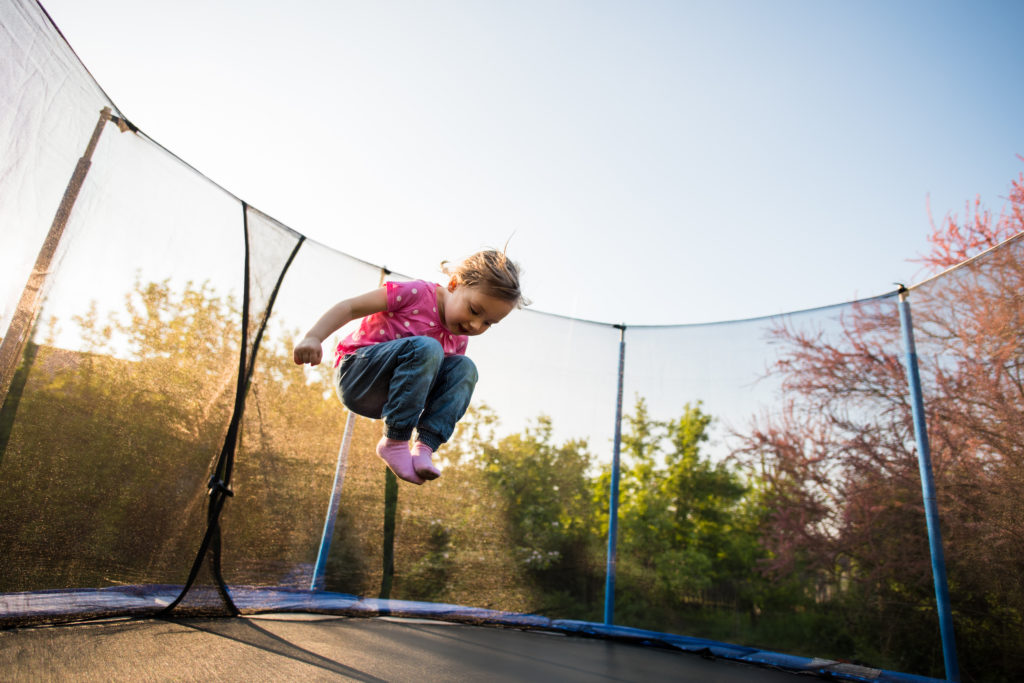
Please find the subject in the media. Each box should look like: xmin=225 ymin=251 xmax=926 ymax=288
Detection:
xmin=293 ymin=335 xmax=324 ymax=366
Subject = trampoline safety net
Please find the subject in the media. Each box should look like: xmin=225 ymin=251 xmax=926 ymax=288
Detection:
xmin=2 ymin=2 xmax=1022 ymax=682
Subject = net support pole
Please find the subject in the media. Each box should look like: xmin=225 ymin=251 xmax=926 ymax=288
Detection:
xmin=0 ymin=106 xmax=114 ymax=405
xmin=897 ymin=286 xmax=960 ymax=683
xmin=311 ymin=410 xmax=357 ymax=591
xmin=380 ymin=468 xmax=399 ymax=600
xmin=603 ymin=324 xmax=626 ymax=625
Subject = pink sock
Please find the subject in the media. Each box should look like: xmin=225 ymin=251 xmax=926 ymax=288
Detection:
xmin=376 ymin=437 xmax=423 ymax=485
xmin=412 ymin=442 xmax=441 ymax=481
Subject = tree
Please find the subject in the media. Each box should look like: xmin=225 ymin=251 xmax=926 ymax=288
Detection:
xmin=476 ymin=415 xmax=602 ymax=617
xmin=0 ymin=275 xmax=368 ymax=592
xmin=735 ymin=166 xmax=1024 ymax=680
xmin=598 ymin=399 xmax=767 ymax=631
xmin=0 ymin=277 xmax=245 ymax=590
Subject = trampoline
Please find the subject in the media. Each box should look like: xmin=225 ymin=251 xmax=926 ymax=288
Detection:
xmin=6 ymin=2 xmax=1019 ymax=681
xmin=0 ymin=586 xmax=943 ymax=681
xmin=1 ymin=614 xmax=820 ymax=683
xmin=1 ymin=587 xmax=942 ymax=682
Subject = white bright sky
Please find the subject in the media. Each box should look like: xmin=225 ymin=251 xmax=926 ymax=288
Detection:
xmin=40 ymin=0 xmax=1024 ymax=326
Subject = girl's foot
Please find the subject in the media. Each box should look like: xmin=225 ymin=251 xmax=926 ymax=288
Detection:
xmin=412 ymin=442 xmax=441 ymax=480
xmin=376 ymin=437 xmax=423 ymax=485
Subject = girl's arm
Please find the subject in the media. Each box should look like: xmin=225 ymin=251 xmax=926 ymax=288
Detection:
xmin=293 ymin=288 xmax=388 ymax=366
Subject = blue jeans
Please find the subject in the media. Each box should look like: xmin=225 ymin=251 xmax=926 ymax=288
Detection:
xmin=335 ymin=336 xmax=478 ymax=451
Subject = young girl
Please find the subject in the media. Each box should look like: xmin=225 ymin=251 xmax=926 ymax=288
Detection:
xmin=293 ymin=249 xmax=525 ymax=485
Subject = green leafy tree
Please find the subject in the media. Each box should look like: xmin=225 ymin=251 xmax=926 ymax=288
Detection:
xmin=0 ymin=277 xmax=243 ymax=590
xmin=597 ymin=399 xmax=767 ymax=631
xmin=476 ymin=415 xmax=602 ymax=617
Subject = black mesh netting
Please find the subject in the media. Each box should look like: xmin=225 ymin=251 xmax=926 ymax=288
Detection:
xmin=2 ymin=2 xmax=1022 ymax=680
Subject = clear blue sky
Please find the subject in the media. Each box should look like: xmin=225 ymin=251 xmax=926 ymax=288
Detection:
xmin=40 ymin=0 xmax=1024 ymax=325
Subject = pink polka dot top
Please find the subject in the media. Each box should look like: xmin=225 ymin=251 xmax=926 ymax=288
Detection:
xmin=334 ymin=280 xmax=469 ymax=366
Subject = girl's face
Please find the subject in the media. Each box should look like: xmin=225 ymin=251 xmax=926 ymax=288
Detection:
xmin=439 ymin=280 xmax=515 ymax=336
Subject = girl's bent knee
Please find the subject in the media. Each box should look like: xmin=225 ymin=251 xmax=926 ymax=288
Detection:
xmin=447 ymin=355 xmax=478 ymax=384
xmin=404 ymin=336 xmax=444 ymax=370
xmin=410 ymin=335 xmax=444 ymax=357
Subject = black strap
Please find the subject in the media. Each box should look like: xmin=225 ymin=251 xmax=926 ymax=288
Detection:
xmin=160 ymin=202 xmax=304 ymax=617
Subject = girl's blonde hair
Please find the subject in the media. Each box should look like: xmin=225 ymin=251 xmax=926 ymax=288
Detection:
xmin=442 ymin=249 xmax=529 ymax=308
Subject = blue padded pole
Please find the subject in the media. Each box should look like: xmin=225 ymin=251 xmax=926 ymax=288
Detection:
xmin=311 ymin=411 xmax=356 ymax=591
xmin=897 ymin=287 xmax=960 ymax=683
xmin=604 ymin=325 xmax=626 ymax=625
